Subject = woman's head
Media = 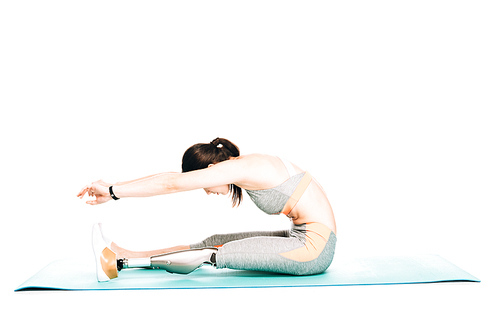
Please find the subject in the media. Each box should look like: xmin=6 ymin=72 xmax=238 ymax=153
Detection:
xmin=182 ymin=137 xmax=242 ymax=206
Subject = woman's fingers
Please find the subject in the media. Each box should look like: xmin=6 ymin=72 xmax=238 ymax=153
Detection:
xmin=77 ymin=184 xmax=95 ymax=198
xmin=77 ymin=186 xmax=88 ymax=198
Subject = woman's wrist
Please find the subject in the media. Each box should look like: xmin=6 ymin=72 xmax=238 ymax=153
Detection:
xmin=106 ymin=173 xmax=171 ymax=199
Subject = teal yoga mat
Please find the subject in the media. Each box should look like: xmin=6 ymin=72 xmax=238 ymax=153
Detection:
xmin=15 ymin=254 xmax=479 ymax=291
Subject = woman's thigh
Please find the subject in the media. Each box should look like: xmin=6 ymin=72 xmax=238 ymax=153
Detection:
xmin=215 ymin=223 xmax=337 ymax=276
xmin=190 ymin=230 xmax=289 ymax=249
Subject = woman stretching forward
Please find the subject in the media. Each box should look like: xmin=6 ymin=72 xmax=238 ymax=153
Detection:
xmin=77 ymin=138 xmax=337 ymax=281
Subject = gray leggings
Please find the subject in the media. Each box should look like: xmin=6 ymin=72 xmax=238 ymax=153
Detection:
xmin=190 ymin=223 xmax=336 ymax=276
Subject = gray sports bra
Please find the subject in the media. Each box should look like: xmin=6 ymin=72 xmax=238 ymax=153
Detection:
xmin=245 ymin=157 xmax=312 ymax=215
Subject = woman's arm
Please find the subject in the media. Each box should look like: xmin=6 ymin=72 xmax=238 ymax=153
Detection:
xmin=77 ymin=158 xmax=250 ymax=205
xmin=77 ymin=172 xmax=179 ymax=205
xmin=112 ymin=172 xmax=178 ymax=198
xmin=114 ymin=158 xmax=248 ymax=197
xmin=114 ymin=173 xmax=165 ymax=186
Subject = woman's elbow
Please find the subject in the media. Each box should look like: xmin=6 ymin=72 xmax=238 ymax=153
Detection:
xmin=160 ymin=172 xmax=180 ymax=194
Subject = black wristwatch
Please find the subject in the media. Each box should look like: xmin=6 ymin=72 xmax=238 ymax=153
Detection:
xmin=109 ymin=186 xmax=120 ymax=200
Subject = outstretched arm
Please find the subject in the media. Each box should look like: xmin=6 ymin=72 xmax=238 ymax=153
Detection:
xmin=77 ymin=172 xmax=179 ymax=205
xmin=77 ymin=158 xmax=249 ymax=205
xmin=114 ymin=173 xmax=165 ymax=186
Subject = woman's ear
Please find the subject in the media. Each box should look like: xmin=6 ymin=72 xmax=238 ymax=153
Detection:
xmin=208 ymin=164 xmax=214 ymax=168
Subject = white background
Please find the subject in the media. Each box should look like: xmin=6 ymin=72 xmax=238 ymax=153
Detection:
xmin=1 ymin=1 xmax=499 ymax=333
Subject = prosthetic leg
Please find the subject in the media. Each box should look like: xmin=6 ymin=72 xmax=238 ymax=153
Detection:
xmin=92 ymin=224 xmax=218 ymax=282
xmin=118 ymin=247 xmax=218 ymax=274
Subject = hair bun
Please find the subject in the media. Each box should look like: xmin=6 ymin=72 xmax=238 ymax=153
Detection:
xmin=210 ymin=137 xmax=223 ymax=148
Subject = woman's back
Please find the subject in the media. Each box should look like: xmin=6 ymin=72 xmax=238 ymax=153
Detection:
xmin=235 ymin=154 xmax=336 ymax=233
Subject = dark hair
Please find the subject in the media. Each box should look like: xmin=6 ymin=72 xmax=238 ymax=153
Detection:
xmin=182 ymin=137 xmax=242 ymax=207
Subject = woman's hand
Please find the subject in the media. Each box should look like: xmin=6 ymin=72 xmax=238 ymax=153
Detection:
xmin=77 ymin=180 xmax=113 ymax=205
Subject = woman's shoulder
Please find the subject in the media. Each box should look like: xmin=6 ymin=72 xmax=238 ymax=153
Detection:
xmin=233 ymin=153 xmax=281 ymax=170
xmin=231 ymin=154 xmax=292 ymax=189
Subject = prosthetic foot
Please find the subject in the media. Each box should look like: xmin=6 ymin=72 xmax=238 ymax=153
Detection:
xmin=118 ymin=247 xmax=218 ymax=274
xmin=92 ymin=223 xmax=118 ymax=282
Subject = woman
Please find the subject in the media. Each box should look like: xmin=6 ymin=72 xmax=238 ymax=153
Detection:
xmin=78 ymin=138 xmax=337 ymax=281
